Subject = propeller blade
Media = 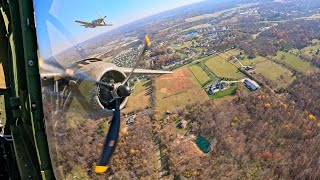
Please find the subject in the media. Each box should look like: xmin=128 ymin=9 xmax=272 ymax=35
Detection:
xmin=122 ymin=35 xmax=151 ymax=85
xmin=95 ymin=98 xmax=121 ymax=173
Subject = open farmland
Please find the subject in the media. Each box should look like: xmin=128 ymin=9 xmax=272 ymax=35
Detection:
xmin=299 ymin=13 xmax=320 ymax=20
xmin=240 ymin=56 xmax=267 ymax=66
xmin=183 ymin=24 xmax=213 ymax=32
xmin=205 ymin=56 xmax=245 ymax=79
xmin=255 ymin=60 xmax=295 ymax=89
xmin=123 ymin=81 xmax=149 ymax=113
xmin=155 ymin=67 xmax=209 ymax=112
xmin=189 ymin=65 xmax=211 ymax=86
xmin=221 ymin=49 xmax=241 ymax=59
xmin=274 ymin=51 xmax=318 ymax=74
xmin=185 ymin=3 xmax=257 ymax=22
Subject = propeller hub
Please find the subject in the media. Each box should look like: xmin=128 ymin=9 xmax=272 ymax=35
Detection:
xmin=117 ymin=85 xmax=131 ymax=97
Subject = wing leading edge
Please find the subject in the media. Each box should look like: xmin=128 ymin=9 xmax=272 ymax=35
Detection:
xmin=75 ymin=20 xmax=92 ymax=25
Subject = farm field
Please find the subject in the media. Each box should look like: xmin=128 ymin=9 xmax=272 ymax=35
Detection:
xmin=228 ymin=49 xmax=241 ymax=56
xmin=218 ymin=49 xmax=241 ymax=60
xmin=300 ymin=14 xmax=320 ymax=20
xmin=123 ymin=80 xmax=149 ymax=113
xmin=205 ymin=56 xmax=245 ymax=79
xmin=185 ymin=3 xmax=256 ymax=22
xmin=189 ymin=65 xmax=211 ymax=86
xmin=274 ymin=51 xmax=318 ymax=74
xmin=183 ymin=24 xmax=213 ymax=32
xmin=240 ymin=56 xmax=266 ymax=66
xmin=302 ymin=44 xmax=320 ymax=52
xmin=155 ymin=67 xmax=210 ymax=112
xmin=255 ymin=60 xmax=295 ymax=89
xmin=300 ymin=44 xmax=320 ymax=59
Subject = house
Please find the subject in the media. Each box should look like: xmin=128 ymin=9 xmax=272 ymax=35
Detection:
xmin=243 ymin=78 xmax=260 ymax=91
xmin=126 ymin=114 xmax=137 ymax=125
xmin=176 ymin=120 xmax=187 ymax=129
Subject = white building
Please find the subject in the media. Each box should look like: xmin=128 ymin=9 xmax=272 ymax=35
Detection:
xmin=243 ymin=78 xmax=260 ymax=91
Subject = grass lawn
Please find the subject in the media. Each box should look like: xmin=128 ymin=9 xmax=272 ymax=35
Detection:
xmin=255 ymin=60 xmax=295 ymax=89
xmin=240 ymin=56 xmax=266 ymax=66
xmin=227 ymin=49 xmax=241 ymax=56
xmin=205 ymin=56 xmax=245 ymax=79
xmin=219 ymin=49 xmax=241 ymax=61
xmin=209 ymin=85 xmax=238 ymax=99
xmin=274 ymin=51 xmax=318 ymax=74
xmin=189 ymin=65 xmax=211 ymax=86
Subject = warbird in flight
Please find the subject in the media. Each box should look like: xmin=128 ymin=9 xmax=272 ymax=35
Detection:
xmin=75 ymin=15 xmax=112 ymax=28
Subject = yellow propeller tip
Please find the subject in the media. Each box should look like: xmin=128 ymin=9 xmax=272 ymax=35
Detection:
xmin=38 ymin=57 xmax=44 ymax=67
xmin=145 ymin=35 xmax=151 ymax=47
xmin=95 ymin=165 xmax=109 ymax=173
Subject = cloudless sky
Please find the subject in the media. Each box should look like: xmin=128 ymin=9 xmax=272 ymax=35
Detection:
xmin=34 ymin=0 xmax=204 ymax=58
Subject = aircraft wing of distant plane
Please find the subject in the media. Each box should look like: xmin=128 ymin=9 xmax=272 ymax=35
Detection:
xmin=95 ymin=23 xmax=113 ymax=26
xmin=75 ymin=20 xmax=92 ymax=25
xmin=120 ymin=68 xmax=172 ymax=75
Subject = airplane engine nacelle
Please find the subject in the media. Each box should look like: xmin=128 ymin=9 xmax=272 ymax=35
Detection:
xmin=74 ymin=60 xmax=129 ymax=118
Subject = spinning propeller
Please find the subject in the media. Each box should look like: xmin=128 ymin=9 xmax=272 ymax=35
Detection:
xmin=94 ymin=35 xmax=150 ymax=173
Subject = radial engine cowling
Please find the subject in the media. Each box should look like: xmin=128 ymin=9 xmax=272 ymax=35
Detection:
xmin=73 ymin=60 xmax=128 ymax=118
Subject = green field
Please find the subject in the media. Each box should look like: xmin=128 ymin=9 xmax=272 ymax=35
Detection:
xmin=219 ymin=49 xmax=241 ymax=59
xmin=301 ymin=44 xmax=320 ymax=57
xmin=209 ymin=85 xmax=238 ymax=99
xmin=189 ymin=65 xmax=211 ymax=86
xmin=302 ymin=45 xmax=320 ymax=52
xmin=274 ymin=51 xmax=318 ymax=74
xmin=255 ymin=60 xmax=295 ymax=89
xmin=240 ymin=56 xmax=266 ymax=66
xmin=205 ymin=56 xmax=245 ymax=79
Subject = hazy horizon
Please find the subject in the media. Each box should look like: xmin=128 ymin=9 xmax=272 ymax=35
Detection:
xmin=34 ymin=0 xmax=206 ymax=58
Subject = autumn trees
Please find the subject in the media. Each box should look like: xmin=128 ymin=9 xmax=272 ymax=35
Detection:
xmin=239 ymin=20 xmax=320 ymax=58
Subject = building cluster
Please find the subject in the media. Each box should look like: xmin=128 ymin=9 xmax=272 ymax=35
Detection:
xmin=112 ymin=45 xmax=143 ymax=67
xmin=207 ymin=79 xmax=232 ymax=95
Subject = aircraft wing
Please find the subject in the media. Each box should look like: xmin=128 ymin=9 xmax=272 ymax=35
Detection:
xmin=95 ymin=24 xmax=113 ymax=26
xmin=120 ymin=68 xmax=172 ymax=75
xmin=75 ymin=20 xmax=92 ymax=25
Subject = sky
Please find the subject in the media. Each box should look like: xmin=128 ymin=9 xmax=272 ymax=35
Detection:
xmin=34 ymin=0 xmax=204 ymax=58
